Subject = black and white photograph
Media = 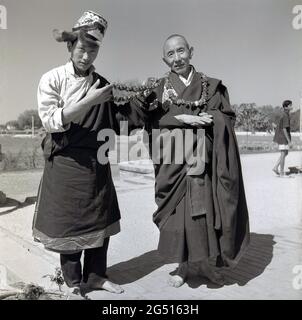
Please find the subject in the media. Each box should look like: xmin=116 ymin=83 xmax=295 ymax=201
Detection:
xmin=0 ymin=0 xmax=301 ymax=306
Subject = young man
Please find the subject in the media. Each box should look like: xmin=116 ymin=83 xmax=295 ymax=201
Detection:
xmin=33 ymin=11 xmax=125 ymax=294
xmin=117 ymin=34 xmax=250 ymax=287
xmin=273 ymin=100 xmax=293 ymax=176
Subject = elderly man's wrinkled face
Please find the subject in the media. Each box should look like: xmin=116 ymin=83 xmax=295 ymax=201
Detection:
xmin=70 ymin=39 xmax=99 ymax=75
xmin=163 ymin=36 xmax=193 ymax=78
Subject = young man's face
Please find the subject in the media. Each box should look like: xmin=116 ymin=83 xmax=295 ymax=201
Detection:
xmin=285 ymin=104 xmax=293 ymax=112
xmin=163 ymin=36 xmax=193 ymax=78
xmin=70 ymin=39 xmax=99 ymax=74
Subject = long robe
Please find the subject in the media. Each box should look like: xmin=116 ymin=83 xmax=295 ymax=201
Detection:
xmin=33 ymin=73 xmax=133 ymax=253
xmin=118 ymin=70 xmax=250 ymax=267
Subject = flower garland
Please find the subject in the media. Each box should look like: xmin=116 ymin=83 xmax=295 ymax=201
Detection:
xmin=112 ymin=80 xmax=160 ymax=103
xmin=165 ymin=72 xmax=208 ymax=109
xmin=112 ymin=72 xmax=208 ymax=108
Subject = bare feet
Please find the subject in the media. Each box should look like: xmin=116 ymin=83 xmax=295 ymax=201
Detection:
xmin=82 ymin=279 xmax=124 ymax=294
xmin=101 ymin=280 xmax=124 ymax=294
xmin=168 ymin=275 xmax=185 ymax=288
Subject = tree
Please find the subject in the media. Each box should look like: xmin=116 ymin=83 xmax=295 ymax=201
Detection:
xmin=17 ymin=109 xmax=42 ymax=130
xmin=233 ymin=103 xmax=300 ymax=134
xmin=235 ymin=103 xmax=274 ymax=132
xmin=290 ymin=110 xmax=300 ymax=132
xmin=5 ymin=120 xmax=19 ymax=130
xmin=235 ymin=103 xmax=258 ymax=132
xmin=234 ymin=103 xmax=274 ymax=147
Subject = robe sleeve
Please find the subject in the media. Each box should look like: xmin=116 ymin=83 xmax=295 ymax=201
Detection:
xmin=209 ymin=81 xmax=250 ymax=267
xmin=207 ymin=81 xmax=236 ymax=125
xmin=109 ymin=90 xmax=159 ymax=135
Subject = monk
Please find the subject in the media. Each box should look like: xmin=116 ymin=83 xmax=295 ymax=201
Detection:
xmin=116 ymin=34 xmax=250 ymax=287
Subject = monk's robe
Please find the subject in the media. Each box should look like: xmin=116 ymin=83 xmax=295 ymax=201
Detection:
xmin=117 ymin=70 xmax=250 ymax=267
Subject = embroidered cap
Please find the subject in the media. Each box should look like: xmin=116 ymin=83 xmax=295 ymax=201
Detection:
xmin=53 ymin=10 xmax=107 ymax=43
xmin=72 ymin=11 xmax=108 ymax=42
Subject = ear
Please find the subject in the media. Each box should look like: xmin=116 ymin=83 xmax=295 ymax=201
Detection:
xmin=189 ymin=46 xmax=194 ymax=59
xmin=162 ymin=56 xmax=169 ymax=67
xmin=67 ymin=41 xmax=73 ymax=52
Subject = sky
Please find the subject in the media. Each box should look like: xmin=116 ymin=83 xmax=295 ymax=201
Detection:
xmin=0 ymin=0 xmax=301 ymax=124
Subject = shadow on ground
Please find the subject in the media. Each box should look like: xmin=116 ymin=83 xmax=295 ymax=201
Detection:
xmin=0 ymin=196 xmax=37 ymax=216
xmin=106 ymin=233 xmax=275 ymax=289
xmin=187 ymin=232 xmax=276 ymax=289
xmin=106 ymin=250 xmax=165 ymax=285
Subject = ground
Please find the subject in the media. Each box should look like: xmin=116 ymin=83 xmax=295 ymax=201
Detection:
xmin=0 ymin=151 xmax=301 ymax=299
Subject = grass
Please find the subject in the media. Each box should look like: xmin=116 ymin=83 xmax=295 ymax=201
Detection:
xmin=236 ymin=134 xmax=302 ymax=153
xmin=0 ymin=133 xmax=301 ymax=171
xmin=0 ymin=135 xmax=44 ymax=171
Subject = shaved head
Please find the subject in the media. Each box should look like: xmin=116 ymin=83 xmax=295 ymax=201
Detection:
xmin=163 ymin=34 xmax=190 ymax=54
xmin=162 ymin=34 xmax=193 ymax=78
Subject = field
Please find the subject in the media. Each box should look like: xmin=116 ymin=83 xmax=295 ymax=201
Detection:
xmin=0 ymin=132 xmax=301 ymax=171
xmin=0 ymin=135 xmax=44 ymax=171
xmin=236 ymin=133 xmax=302 ymax=153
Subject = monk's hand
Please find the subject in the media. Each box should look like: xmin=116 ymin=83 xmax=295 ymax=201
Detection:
xmin=198 ymin=112 xmax=214 ymax=125
xmin=175 ymin=113 xmax=213 ymax=127
xmin=86 ymin=79 xmax=113 ymax=105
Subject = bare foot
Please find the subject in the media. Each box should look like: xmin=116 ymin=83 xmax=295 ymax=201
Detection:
xmin=61 ymin=284 xmax=81 ymax=295
xmin=101 ymin=280 xmax=124 ymax=294
xmin=68 ymin=286 xmax=81 ymax=295
xmin=168 ymin=275 xmax=185 ymax=288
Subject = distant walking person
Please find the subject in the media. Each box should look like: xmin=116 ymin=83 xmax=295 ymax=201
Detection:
xmin=273 ymin=100 xmax=293 ymax=176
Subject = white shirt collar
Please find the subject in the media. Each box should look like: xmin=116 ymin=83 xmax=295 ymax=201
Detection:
xmin=178 ymin=67 xmax=194 ymax=87
xmin=65 ymin=60 xmax=95 ymax=78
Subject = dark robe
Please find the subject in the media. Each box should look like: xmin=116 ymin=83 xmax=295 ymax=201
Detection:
xmin=117 ymin=70 xmax=250 ymax=267
xmin=33 ymin=73 xmax=138 ymax=252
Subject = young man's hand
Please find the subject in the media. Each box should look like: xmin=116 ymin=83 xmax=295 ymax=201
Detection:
xmin=142 ymin=77 xmax=158 ymax=97
xmin=174 ymin=112 xmax=213 ymax=127
xmin=86 ymin=80 xmax=113 ymax=105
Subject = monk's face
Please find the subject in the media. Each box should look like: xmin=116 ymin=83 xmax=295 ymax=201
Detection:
xmin=163 ymin=36 xmax=193 ymax=78
xmin=70 ymin=39 xmax=99 ymax=75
